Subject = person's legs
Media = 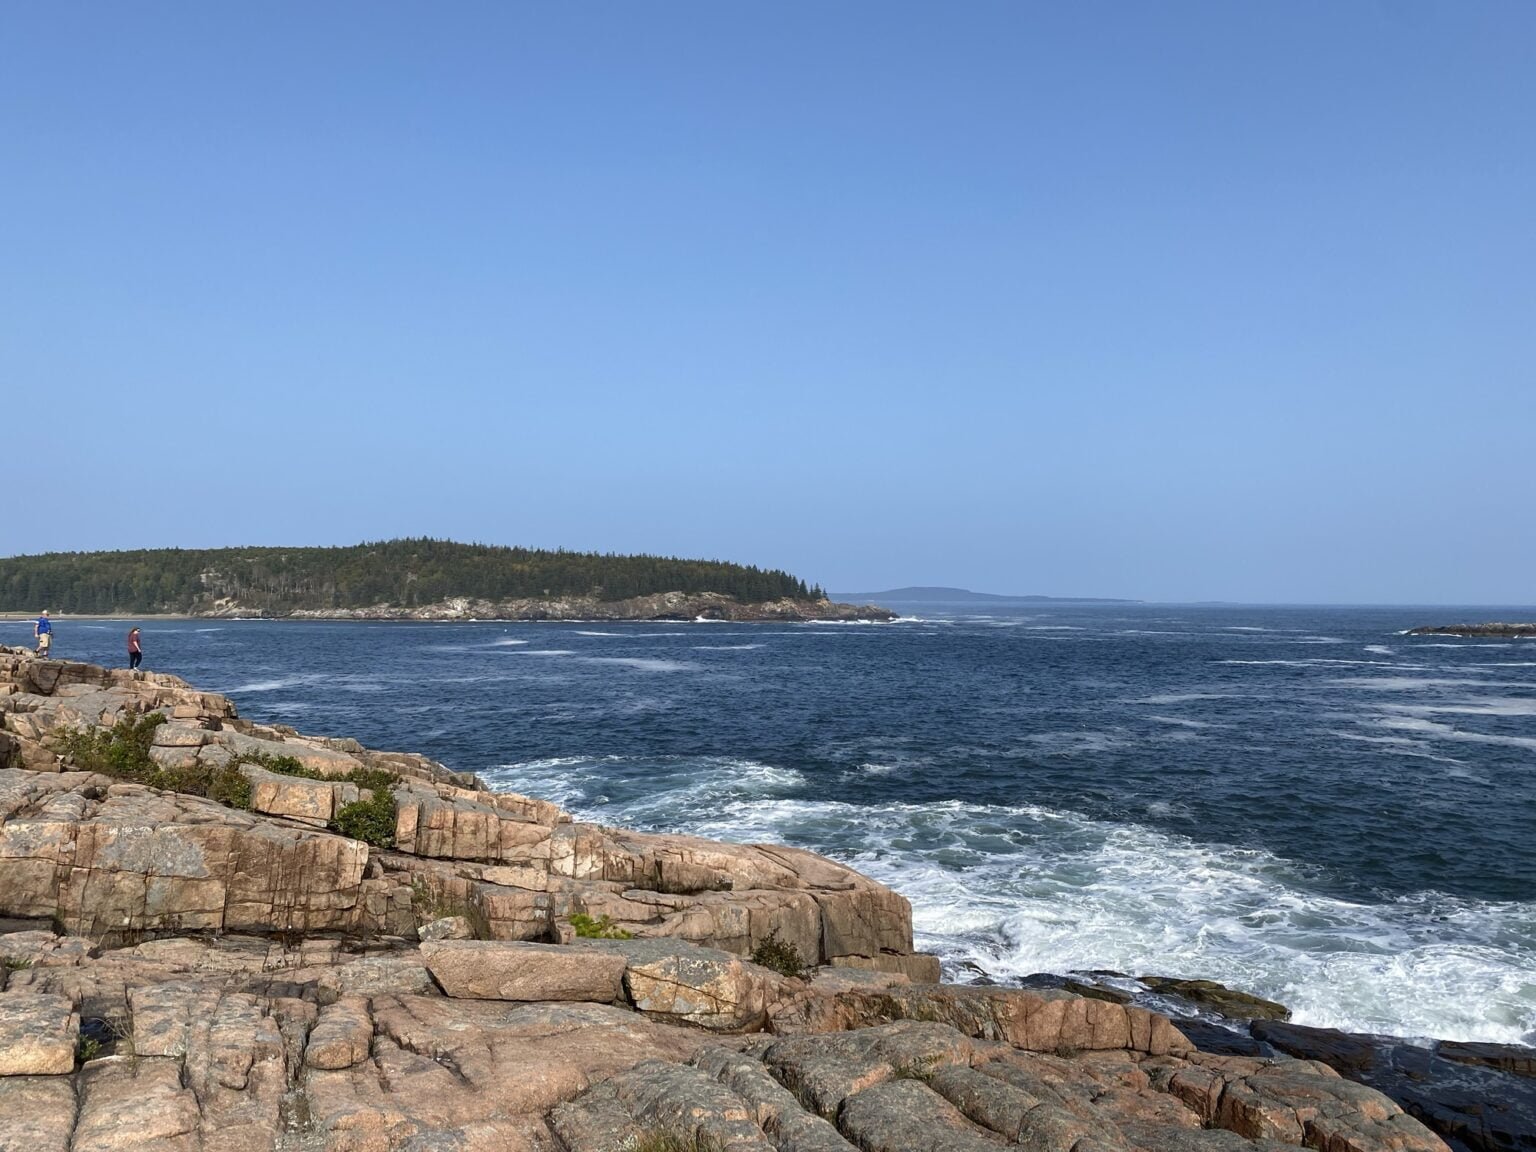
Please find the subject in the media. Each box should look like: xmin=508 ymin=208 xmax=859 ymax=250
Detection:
xmin=129 ymin=651 xmax=141 ymax=670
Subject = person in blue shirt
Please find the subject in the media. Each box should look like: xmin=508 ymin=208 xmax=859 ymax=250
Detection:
xmin=34 ymin=610 xmax=52 ymax=657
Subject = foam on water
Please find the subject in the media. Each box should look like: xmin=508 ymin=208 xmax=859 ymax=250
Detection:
xmin=692 ymin=643 xmax=767 ymax=651
xmin=485 ymin=756 xmax=1536 ymax=1044
xmin=221 ymin=674 xmax=323 ymax=694
xmin=577 ymin=657 xmax=699 ymax=673
xmin=1148 ymin=715 xmax=1221 ymax=729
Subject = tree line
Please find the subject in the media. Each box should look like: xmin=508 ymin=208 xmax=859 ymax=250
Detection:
xmin=0 ymin=539 xmax=826 ymax=614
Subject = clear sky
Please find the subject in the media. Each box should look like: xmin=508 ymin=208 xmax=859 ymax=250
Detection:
xmin=3 ymin=3 xmax=1531 ymax=603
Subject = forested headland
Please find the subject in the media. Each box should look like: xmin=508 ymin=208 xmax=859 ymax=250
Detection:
xmin=0 ymin=540 xmax=829 ymax=616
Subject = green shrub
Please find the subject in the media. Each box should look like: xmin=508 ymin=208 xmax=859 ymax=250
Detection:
xmin=55 ymin=712 xmax=165 ymax=781
xmin=2 ymin=956 xmax=32 ymax=972
xmin=570 ymin=913 xmax=632 ymax=940
xmin=750 ymin=930 xmax=807 ymax=979
xmin=55 ymin=714 xmax=253 ymax=811
xmin=332 ymin=788 xmax=397 ymax=848
xmin=56 ymin=717 xmax=403 ymax=845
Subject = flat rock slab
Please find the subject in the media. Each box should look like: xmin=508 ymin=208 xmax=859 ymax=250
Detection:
xmin=421 ymin=940 xmax=626 ymax=1002
xmin=72 ymin=1057 xmax=201 ymax=1152
xmin=0 ymin=991 xmax=79 ymax=1075
xmin=0 ymin=1076 xmax=77 ymax=1152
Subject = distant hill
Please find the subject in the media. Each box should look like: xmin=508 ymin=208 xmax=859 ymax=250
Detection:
xmin=0 ymin=540 xmax=826 ymax=616
xmin=832 ymin=586 xmax=1139 ymax=605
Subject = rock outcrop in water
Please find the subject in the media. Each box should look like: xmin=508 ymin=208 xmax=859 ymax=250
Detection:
xmin=0 ymin=650 xmax=1451 ymax=1152
xmin=208 ymin=591 xmax=898 ymax=623
xmin=1405 ymin=622 xmax=1536 ymax=638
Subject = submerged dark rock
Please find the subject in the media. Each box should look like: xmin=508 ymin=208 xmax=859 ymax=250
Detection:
xmin=1137 ymin=975 xmax=1292 ymax=1022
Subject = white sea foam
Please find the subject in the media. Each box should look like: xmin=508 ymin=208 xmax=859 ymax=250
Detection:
xmin=1148 ymin=715 xmax=1220 ymax=729
xmin=1219 ymin=659 xmax=1429 ymax=669
xmin=1374 ymin=714 xmax=1536 ymax=751
xmin=574 ymin=631 xmax=622 ymax=637
xmin=1131 ymin=692 xmax=1244 ymax=705
xmin=1363 ymin=645 xmax=1394 ymax=656
xmin=1415 ymin=643 xmax=1515 ymax=649
xmin=1328 ymin=677 xmax=1500 ymax=691
xmin=222 ymin=675 xmax=321 ymax=694
xmin=487 ymin=762 xmax=1536 ymax=1043
xmin=692 ymin=643 xmax=767 ymax=651
xmin=511 ymin=649 xmax=576 ymax=657
xmin=1323 ymin=730 xmax=1470 ymax=766
xmin=577 ymin=657 xmax=698 ymax=673
xmin=490 ymin=638 xmax=530 ymax=646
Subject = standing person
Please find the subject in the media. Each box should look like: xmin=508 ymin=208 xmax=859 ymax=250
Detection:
xmin=34 ymin=610 xmax=52 ymax=657
xmin=127 ymin=627 xmax=142 ymax=670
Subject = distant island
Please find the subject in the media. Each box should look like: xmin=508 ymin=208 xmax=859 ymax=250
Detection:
xmin=832 ymin=585 xmax=1139 ymax=605
xmin=0 ymin=540 xmax=894 ymax=622
xmin=1406 ymin=621 xmax=1536 ymax=638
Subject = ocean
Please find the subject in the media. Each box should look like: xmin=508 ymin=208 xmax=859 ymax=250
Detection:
xmin=7 ymin=603 xmax=1533 ymax=1045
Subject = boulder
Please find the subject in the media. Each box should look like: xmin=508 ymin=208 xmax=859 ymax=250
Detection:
xmin=581 ymin=938 xmax=803 ymax=1031
xmin=421 ymin=940 xmax=627 ymax=1002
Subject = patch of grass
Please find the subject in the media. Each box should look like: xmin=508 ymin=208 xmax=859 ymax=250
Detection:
xmin=76 ymin=1037 xmax=103 ymax=1064
xmin=629 ymin=1132 xmax=718 ymax=1152
xmin=750 ymin=929 xmax=806 ymax=979
xmin=570 ymin=913 xmax=632 ymax=940
xmin=2 ymin=956 xmax=33 ymax=971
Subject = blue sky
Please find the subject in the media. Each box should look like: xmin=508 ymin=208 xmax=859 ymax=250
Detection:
xmin=2 ymin=3 xmax=1531 ymax=603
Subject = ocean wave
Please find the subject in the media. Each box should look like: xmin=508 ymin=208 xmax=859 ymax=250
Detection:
xmin=692 ymin=643 xmax=767 ymax=651
xmin=488 ymin=766 xmax=1535 ymax=1043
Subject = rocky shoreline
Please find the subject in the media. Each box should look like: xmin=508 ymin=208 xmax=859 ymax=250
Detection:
xmin=199 ymin=591 xmax=898 ymax=623
xmin=0 ymin=651 xmax=1478 ymax=1151
xmin=1405 ymin=622 xmax=1536 ymax=638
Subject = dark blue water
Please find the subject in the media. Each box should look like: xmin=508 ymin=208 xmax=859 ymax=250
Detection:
xmin=7 ymin=604 xmax=1533 ymax=1042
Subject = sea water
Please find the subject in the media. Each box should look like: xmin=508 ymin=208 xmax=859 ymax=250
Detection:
xmin=8 ymin=603 xmax=1533 ymax=1044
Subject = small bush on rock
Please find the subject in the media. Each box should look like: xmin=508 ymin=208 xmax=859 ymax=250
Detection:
xmin=55 ymin=712 xmax=164 ymax=780
xmin=56 ymin=714 xmax=253 ymax=811
xmin=751 ymin=930 xmax=807 ymax=979
xmin=332 ymin=788 xmax=397 ymax=848
xmin=570 ymin=913 xmax=632 ymax=940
